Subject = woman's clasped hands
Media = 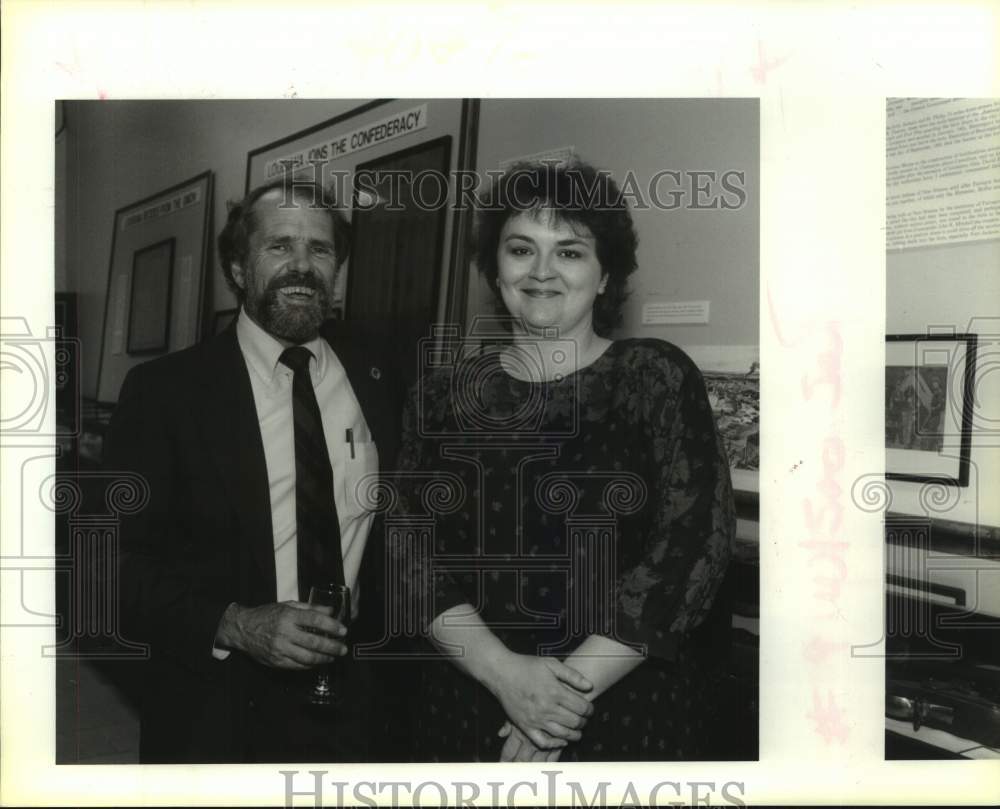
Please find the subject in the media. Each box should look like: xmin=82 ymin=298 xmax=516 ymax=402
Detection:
xmin=486 ymin=652 xmax=594 ymax=762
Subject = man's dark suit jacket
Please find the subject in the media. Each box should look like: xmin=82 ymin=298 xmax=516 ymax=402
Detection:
xmin=104 ymin=320 xmax=403 ymax=763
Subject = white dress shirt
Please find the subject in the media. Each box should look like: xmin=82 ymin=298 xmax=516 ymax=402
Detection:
xmin=236 ymin=308 xmax=378 ymax=609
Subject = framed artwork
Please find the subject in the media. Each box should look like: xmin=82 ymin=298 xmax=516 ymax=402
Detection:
xmin=885 ymin=333 xmax=976 ymax=486
xmin=96 ymin=170 xmax=214 ymax=403
xmin=689 ymin=346 xmax=760 ymax=495
xmin=126 ymin=238 xmax=174 ymax=354
xmin=703 ymin=363 xmax=760 ymax=494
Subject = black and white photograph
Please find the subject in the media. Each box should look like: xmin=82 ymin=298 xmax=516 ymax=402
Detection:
xmin=884 ymin=333 xmax=976 ymax=485
xmin=885 ymin=364 xmax=948 ymax=454
xmin=50 ymin=98 xmax=760 ymax=766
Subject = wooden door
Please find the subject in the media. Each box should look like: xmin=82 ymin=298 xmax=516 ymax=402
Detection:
xmin=347 ymin=136 xmax=452 ymax=386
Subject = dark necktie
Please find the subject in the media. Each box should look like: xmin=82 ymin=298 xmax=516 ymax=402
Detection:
xmin=279 ymin=346 xmax=345 ymax=600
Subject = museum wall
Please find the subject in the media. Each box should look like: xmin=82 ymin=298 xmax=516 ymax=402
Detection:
xmin=469 ymin=98 xmax=760 ymax=356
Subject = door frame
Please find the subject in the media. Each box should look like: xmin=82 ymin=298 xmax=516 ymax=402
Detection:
xmin=344 ymin=134 xmax=453 ymax=328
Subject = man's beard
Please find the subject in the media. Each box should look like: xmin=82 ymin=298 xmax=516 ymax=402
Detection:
xmin=245 ymin=271 xmax=336 ymax=344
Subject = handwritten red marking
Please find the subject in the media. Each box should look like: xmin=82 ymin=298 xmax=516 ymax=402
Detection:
xmin=750 ymin=39 xmax=791 ymax=85
xmin=779 ymin=284 xmax=849 ymax=738
xmin=803 ymin=438 xmax=845 ymax=536
xmin=767 ymin=281 xmax=816 ymax=349
xmin=808 ymin=688 xmax=850 ymax=744
xmin=804 ymin=636 xmax=847 ymax=665
xmin=801 ymin=325 xmax=843 ymax=405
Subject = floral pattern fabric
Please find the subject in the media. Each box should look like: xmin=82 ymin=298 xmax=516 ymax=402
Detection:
xmin=393 ymin=338 xmax=736 ymax=761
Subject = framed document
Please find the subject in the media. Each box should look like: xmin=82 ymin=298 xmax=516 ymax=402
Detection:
xmin=95 ymin=170 xmax=214 ymax=403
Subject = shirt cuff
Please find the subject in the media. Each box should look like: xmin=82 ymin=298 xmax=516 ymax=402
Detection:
xmin=212 ymin=601 xmax=237 ymax=660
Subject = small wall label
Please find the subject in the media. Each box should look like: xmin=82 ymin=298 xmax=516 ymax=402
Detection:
xmin=642 ymin=300 xmax=710 ymax=325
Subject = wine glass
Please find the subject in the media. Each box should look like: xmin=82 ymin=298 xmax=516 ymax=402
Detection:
xmin=305 ymin=582 xmax=351 ymax=707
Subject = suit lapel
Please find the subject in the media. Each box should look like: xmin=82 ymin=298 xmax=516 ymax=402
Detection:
xmin=199 ymin=327 xmax=277 ymax=598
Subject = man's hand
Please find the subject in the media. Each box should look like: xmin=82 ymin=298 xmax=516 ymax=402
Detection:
xmin=215 ymin=602 xmax=347 ymax=670
xmin=486 ymin=654 xmax=594 ymax=749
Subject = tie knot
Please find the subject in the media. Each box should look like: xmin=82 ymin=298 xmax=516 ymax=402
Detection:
xmin=279 ymin=346 xmax=314 ymax=374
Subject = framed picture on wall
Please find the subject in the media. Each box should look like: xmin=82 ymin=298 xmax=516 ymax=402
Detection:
xmin=886 ymin=333 xmax=976 ymax=486
xmin=95 ymin=170 xmax=214 ymax=403
xmin=126 ymin=238 xmax=174 ymax=354
xmin=703 ymin=363 xmax=760 ymax=495
xmin=688 ymin=347 xmax=760 ymax=496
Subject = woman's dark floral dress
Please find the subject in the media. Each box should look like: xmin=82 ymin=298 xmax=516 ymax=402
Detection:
xmin=393 ymin=338 xmax=736 ymax=761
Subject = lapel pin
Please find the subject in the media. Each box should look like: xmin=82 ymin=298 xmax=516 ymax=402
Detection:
xmin=370 ymin=366 xmax=382 ymax=380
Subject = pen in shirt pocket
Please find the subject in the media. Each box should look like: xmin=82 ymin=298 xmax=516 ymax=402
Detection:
xmin=345 ymin=428 xmax=355 ymax=459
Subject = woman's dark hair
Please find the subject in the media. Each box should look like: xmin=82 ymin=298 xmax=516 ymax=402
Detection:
xmin=217 ymin=178 xmax=351 ymax=303
xmin=474 ymin=160 xmax=639 ymax=336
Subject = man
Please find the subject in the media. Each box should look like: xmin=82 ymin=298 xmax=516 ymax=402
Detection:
xmin=106 ymin=179 xmax=402 ymax=763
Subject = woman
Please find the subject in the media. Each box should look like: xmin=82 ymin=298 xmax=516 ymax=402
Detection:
xmin=394 ymin=160 xmax=735 ymax=761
